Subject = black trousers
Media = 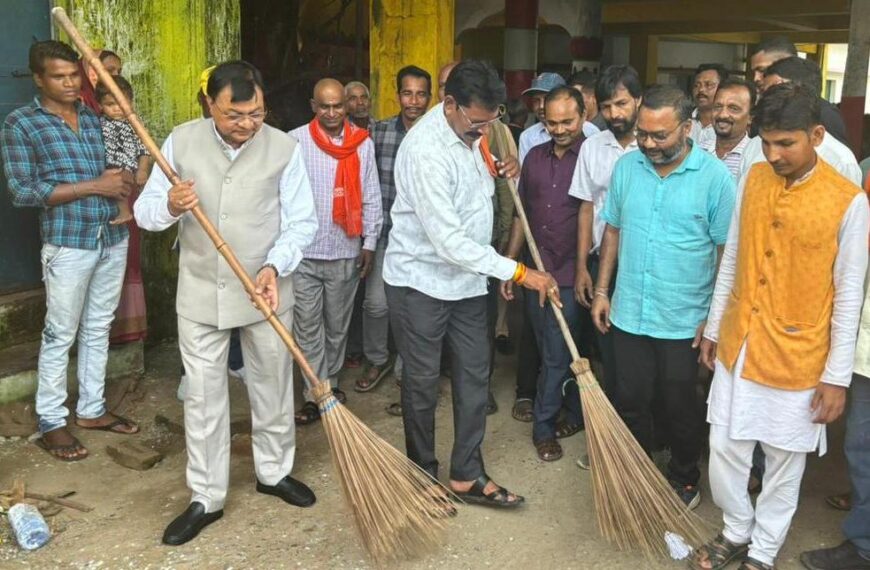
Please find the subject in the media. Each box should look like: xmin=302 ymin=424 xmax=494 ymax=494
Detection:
xmin=386 ymin=284 xmax=489 ymax=481
xmin=515 ymin=291 xmax=541 ymax=401
xmin=611 ymin=327 xmax=703 ymax=486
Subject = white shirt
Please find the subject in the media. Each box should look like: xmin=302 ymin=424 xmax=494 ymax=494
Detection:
xmin=704 ymin=168 xmax=869 ymax=454
xmin=738 ymin=132 xmax=863 ymax=186
xmin=700 ymin=133 xmax=750 ymax=180
xmin=518 ymin=120 xmax=600 ymax=165
xmin=383 ymin=103 xmax=517 ymax=301
xmin=567 ymin=129 xmax=638 ymax=253
xmin=288 ymin=124 xmax=382 ymax=259
xmin=135 ymin=122 xmax=318 ymax=277
xmin=690 ymin=117 xmax=716 ymax=149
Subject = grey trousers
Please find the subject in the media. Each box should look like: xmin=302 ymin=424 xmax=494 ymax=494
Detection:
xmin=386 ymin=284 xmax=489 ymax=481
xmin=178 ymin=311 xmax=296 ymax=512
xmin=292 ymin=258 xmax=360 ymax=401
xmin=362 ymin=238 xmax=390 ymax=366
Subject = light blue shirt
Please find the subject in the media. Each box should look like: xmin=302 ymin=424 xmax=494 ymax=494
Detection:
xmin=600 ymin=142 xmax=735 ymax=339
xmin=382 ymin=103 xmax=517 ymax=301
xmin=518 ymin=120 xmax=600 ymax=165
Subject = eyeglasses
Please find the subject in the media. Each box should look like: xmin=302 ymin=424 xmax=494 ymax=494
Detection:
xmin=635 ymin=121 xmax=687 ymax=144
xmin=458 ymin=103 xmax=506 ymax=131
xmin=213 ymin=102 xmax=268 ymax=125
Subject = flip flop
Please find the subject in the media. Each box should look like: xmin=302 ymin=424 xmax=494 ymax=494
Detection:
xmin=354 ymin=357 xmax=395 ymax=392
xmin=75 ymin=414 xmax=139 ymax=434
xmin=34 ymin=433 xmax=89 ymax=462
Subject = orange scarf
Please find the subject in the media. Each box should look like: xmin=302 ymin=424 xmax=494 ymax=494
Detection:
xmin=479 ymin=136 xmax=500 ymax=178
xmin=309 ymin=119 xmax=369 ymax=237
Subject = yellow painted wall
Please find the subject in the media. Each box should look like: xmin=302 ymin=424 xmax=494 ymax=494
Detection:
xmin=370 ymin=0 xmax=454 ymax=119
xmin=55 ymin=0 xmax=240 ymax=341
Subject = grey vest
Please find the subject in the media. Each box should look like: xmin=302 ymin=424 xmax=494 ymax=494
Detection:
xmin=173 ymin=118 xmax=296 ymax=329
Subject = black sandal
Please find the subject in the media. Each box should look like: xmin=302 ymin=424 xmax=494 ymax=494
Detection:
xmin=738 ymin=558 xmax=774 ymax=570
xmin=688 ymin=533 xmax=749 ymax=570
xmin=452 ymin=474 xmax=524 ymax=509
xmin=294 ymin=402 xmax=321 ymax=425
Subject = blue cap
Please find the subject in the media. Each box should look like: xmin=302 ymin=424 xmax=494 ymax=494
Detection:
xmin=521 ymin=72 xmax=566 ymax=95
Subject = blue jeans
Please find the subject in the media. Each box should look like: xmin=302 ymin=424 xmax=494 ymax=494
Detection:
xmin=844 ymin=374 xmax=870 ymax=555
xmin=525 ymin=285 xmax=582 ymax=443
xmin=37 ymin=239 xmax=128 ymax=433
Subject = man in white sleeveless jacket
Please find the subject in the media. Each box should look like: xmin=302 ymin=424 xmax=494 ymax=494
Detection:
xmin=135 ymin=61 xmax=318 ymax=545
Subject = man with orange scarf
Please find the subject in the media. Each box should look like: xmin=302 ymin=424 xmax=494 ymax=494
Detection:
xmin=290 ymin=78 xmax=382 ymax=426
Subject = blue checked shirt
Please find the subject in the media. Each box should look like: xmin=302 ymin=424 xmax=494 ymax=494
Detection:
xmin=370 ymin=115 xmax=406 ymax=241
xmin=2 ymin=97 xmax=127 ymax=249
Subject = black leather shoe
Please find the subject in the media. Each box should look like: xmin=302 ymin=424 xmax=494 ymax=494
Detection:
xmin=801 ymin=541 xmax=870 ymax=570
xmin=162 ymin=502 xmax=223 ymax=545
xmin=256 ymin=475 xmax=316 ymax=507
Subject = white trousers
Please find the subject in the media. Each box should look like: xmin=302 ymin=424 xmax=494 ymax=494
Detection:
xmin=178 ymin=312 xmax=296 ymax=512
xmin=708 ymin=424 xmax=807 ymax=566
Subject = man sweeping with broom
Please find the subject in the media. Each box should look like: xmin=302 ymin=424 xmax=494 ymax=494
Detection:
xmin=693 ymin=83 xmax=869 ymax=570
xmin=135 ymin=60 xmax=319 ymax=545
xmin=383 ymin=59 xmax=559 ymax=507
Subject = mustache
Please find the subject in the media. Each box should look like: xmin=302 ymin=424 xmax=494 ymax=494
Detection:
xmin=465 ymin=131 xmax=483 ymax=140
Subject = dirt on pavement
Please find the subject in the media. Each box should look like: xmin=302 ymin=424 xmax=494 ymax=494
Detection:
xmin=0 ymin=340 xmax=852 ymax=569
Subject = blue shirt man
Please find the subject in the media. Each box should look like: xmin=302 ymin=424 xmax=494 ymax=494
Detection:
xmin=0 ymin=41 xmax=137 ymax=460
xmin=591 ymin=84 xmax=735 ymax=509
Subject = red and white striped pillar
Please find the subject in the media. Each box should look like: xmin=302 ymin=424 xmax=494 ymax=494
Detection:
xmin=504 ymin=0 xmax=539 ymax=100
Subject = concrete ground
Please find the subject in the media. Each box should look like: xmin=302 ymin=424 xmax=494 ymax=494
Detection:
xmin=0 ymin=338 xmax=853 ymax=570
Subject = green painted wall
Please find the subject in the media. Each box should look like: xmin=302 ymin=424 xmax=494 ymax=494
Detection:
xmin=56 ymin=0 xmax=241 ymax=342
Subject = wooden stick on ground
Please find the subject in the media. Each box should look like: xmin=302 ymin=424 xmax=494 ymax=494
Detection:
xmin=51 ymin=8 xmax=456 ymax=563
xmin=488 ymin=124 xmax=708 ymax=558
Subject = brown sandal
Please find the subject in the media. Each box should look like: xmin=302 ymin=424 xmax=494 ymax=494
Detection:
xmin=555 ymin=421 xmax=583 ymax=439
xmin=535 ymin=439 xmax=563 ymax=462
xmin=75 ymin=413 xmax=139 ymax=434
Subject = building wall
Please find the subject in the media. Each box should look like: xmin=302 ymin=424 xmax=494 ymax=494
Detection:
xmin=56 ymin=0 xmax=241 ymax=341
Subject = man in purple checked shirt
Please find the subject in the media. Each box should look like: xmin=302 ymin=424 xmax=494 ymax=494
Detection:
xmin=500 ymin=86 xmax=587 ymax=462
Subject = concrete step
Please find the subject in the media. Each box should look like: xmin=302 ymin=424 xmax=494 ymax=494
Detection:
xmin=0 ymin=339 xmax=145 ymax=406
xmin=0 ymin=288 xmax=46 ymax=351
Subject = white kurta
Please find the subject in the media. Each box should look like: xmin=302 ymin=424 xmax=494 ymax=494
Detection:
xmin=704 ymin=166 xmax=869 ymax=455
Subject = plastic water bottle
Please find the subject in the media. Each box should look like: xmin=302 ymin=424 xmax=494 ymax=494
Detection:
xmin=7 ymin=503 xmax=51 ymax=550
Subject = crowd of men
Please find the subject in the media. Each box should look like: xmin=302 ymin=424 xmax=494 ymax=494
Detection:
xmin=2 ymin=35 xmax=869 ymax=570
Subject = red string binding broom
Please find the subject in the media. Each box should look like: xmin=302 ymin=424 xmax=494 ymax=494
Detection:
xmin=484 ymin=126 xmax=708 ymax=559
xmin=50 ymin=7 xmax=456 ymax=564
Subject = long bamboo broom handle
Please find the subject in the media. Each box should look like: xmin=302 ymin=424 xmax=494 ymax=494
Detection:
xmin=51 ymin=7 xmax=323 ymax=388
xmin=488 ymin=125 xmax=587 ymax=369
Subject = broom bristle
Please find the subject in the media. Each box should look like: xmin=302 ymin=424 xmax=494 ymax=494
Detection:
xmin=312 ymin=384 xmax=454 ymax=564
xmin=572 ymin=362 xmax=709 ymax=558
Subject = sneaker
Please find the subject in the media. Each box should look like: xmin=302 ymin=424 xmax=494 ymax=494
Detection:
xmin=671 ymin=481 xmax=701 ymax=510
xmin=228 ymin=366 xmax=247 ymax=383
xmin=177 ymin=375 xmax=187 ymax=402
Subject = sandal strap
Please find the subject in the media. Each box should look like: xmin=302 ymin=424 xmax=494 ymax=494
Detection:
xmin=468 ymin=473 xmax=491 ymax=496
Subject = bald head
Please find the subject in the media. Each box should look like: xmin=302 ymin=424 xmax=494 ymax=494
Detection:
xmin=313 ymin=78 xmax=344 ymax=102
xmin=438 ymin=61 xmax=458 ymax=102
xmin=311 ymin=78 xmax=347 ymax=135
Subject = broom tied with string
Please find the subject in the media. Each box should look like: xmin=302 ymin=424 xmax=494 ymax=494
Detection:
xmin=50 ymin=7 xmax=456 ymax=564
xmin=484 ymin=125 xmax=708 ymax=559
